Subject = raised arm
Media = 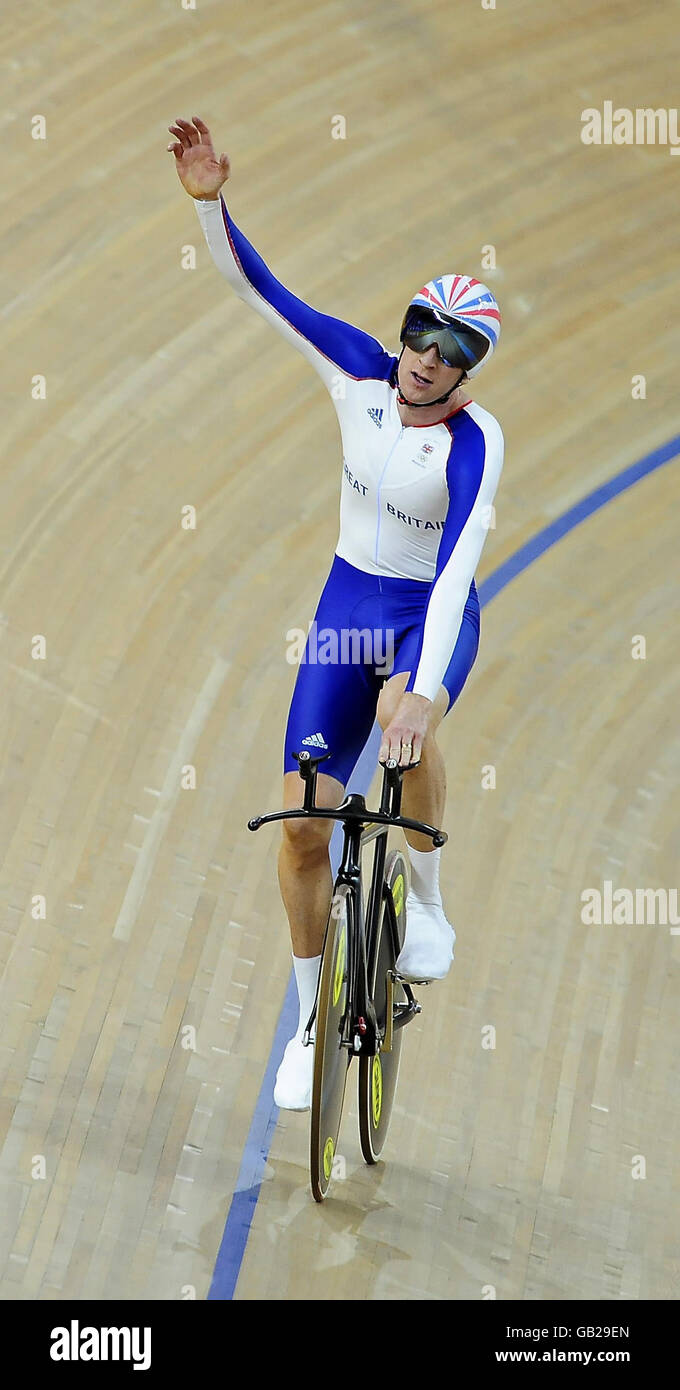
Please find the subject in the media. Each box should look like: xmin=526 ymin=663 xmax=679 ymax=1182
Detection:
xmin=168 ymin=116 xmax=393 ymax=392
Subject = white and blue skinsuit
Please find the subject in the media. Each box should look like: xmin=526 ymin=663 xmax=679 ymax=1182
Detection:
xmin=196 ymin=196 xmax=504 ymax=785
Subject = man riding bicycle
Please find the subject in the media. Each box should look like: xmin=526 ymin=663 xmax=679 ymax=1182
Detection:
xmin=169 ymin=116 xmax=503 ymax=1111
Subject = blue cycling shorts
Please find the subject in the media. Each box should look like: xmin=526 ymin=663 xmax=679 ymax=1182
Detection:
xmin=283 ymin=554 xmax=480 ymax=787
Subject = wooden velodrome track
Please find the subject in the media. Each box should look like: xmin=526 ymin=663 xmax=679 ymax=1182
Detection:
xmin=1 ymin=0 xmax=679 ymax=1302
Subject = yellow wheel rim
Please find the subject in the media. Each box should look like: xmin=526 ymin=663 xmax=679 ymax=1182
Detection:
xmin=392 ymin=872 xmax=404 ymax=919
xmin=371 ymin=1054 xmax=383 ymax=1129
xmin=332 ymin=924 xmax=346 ymax=1007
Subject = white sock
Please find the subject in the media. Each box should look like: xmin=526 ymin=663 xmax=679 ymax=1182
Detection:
xmin=293 ymin=954 xmax=321 ymax=1038
xmin=407 ymin=844 xmax=442 ymax=905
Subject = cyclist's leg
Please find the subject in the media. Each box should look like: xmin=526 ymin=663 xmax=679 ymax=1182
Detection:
xmin=377 ymin=671 xmax=449 ymax=850
xmin=377 ymin=602 xmax=480 ymax=980
xmin=274 ymin=770 xmax=345 ymax=1111
xmin=280 ymin=557 xmax=384 ymax=958
xmin=278 ymin=769 xmax=342 ymax=960
xmin=275 ymin=559 xmax=383 ymax=1106
xmin=378 ymin=597 xmax=479 ymax=844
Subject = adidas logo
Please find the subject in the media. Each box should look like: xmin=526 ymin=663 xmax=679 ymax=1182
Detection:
xmin=302 ymin=732 xmax=328 ymax=748
xmin=367 ymin=407 xmax=384 ymax=428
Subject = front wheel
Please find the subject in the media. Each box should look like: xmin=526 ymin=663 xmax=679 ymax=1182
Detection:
xmin=310 ymin=885 xmax=353 ymax=1201
xmin=359 ymin=850 xmax=408 ymax=1163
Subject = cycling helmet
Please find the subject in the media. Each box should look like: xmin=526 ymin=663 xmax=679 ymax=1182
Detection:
xmin=401 ymin=274 xmax=500 ymax=379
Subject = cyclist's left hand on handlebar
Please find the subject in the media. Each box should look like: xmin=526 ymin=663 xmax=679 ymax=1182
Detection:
xmin=379 ymin=692 xmax=432 ymax=768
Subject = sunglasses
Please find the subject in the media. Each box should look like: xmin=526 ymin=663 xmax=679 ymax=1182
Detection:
xmin=400 ymin=306 xmax=485 ymax=370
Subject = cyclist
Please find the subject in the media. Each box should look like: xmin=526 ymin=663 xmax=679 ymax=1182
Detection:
xmin=169 ymin=116 xmax=503 ymax=1110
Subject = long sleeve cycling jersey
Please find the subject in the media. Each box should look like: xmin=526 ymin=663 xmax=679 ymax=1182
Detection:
xmin=195 ymin=195 xmax=504 ymax=703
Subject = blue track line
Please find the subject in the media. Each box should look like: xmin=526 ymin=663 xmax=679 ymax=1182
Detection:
xmin=207 ymin=431 xmax=680 ymax=1301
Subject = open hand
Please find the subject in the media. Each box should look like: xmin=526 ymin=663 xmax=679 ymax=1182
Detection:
xmin=167 ymin=115 xmax=230 ymax=200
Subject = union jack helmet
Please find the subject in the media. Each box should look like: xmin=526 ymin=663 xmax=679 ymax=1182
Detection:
xmin=404 ymin=274 xmax=501 ymax=378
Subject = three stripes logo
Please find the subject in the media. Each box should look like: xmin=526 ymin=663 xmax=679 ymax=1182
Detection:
xmin=367 ymin=407 xmax=384 ymax=428
xmin=302 ymin=732 xmax=328 ymax=749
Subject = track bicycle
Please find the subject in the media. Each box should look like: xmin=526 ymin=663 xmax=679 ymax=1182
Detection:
xmin=248 ymin=748 xmax=448 ymax=1201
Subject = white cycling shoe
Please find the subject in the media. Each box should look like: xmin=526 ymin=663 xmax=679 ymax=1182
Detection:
xmin=274 ymin=1034 xmax=314 ymax=1111
xmin=396 ymin=895 xmax=456 ymax=982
